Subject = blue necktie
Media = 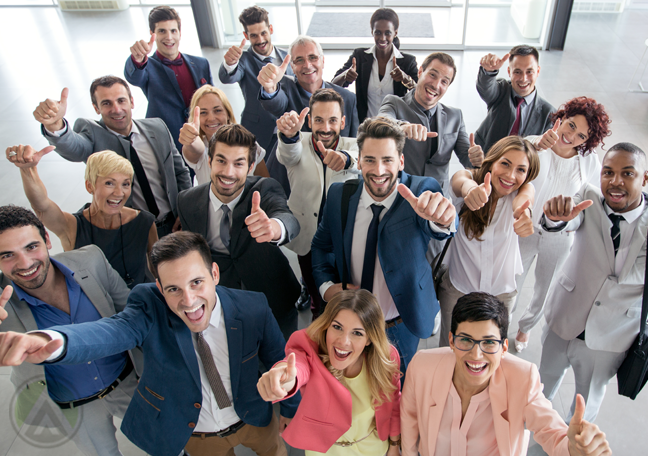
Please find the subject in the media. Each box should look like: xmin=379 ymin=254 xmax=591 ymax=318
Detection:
xmin=360 ymin=204 xmax=385 ymax=293
xmin=220 ymin=205 xmax=231 ymax=250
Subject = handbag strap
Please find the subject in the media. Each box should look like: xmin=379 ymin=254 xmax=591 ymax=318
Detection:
xmin=639 ymin=224 xmax=648 ymax=345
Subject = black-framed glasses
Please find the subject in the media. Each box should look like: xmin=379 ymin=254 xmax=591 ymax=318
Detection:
xmin=452 ymin=335 xmax=504 ymax=354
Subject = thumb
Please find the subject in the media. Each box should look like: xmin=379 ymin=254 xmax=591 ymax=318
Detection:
xmin=470 ymin=132 xmax=475 ymax=147
xmin=570 ymin=394 xmax=586 ymax=429
xmin=317 ymin=140 xmax=328 ymax=157
xmin=239 ymin=37 xmax=246 ymax=49
xmin=60 ymin=87 xmax=69 ymax=103
xmin=298 ymin=107 xmax=309 ymax=123
xmin=285 ymin=352 xmax=297 ymax=380
xmin=38 ymin=145 xmax=56 ymax=157
xmin=0 ymin=285 xmax=12 ymax=308
xmin=392 ymin=56 xmax=397 ymax=67
xmin=501 ymin=53 xmax=510 ymax=63
xmin=427 ymin=131 xmax=438 ymax=138
xmin=148 ymin=33 xmax=156 ymax=47
xmin=483 ymin=172 xmax=491 ymax=192
xmin=193 ymin=106 xmax=201 ymax=129
xmin=514 ymin=199 xmax=531 ymax=219
xmin=552 ymin=118 xmax=561 ymax=132
xmin=346 ymin=283 xmax=359 ymax=290
xmin=280 ymin=54 xmax=291 ymax=71
xmin=397 ymin=183 xmax=418 ymax=206
xmin=352 ymin=57 xmax=356 ymax=70
xmin=251 ymin=191 xmax=261 ymax=213
xmin=573 ymin=199 xmax=593 ymax=215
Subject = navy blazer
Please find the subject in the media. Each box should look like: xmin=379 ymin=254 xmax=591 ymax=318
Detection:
xmin=311 ymin=172 xmax=455 ymax=339
xmin=125 ymin=52 xmax=213 ymax=152
xmin=50 ymin=284 xmax=299 ymax=456
xmin=218 ymin=46 xmax=293 ymax=152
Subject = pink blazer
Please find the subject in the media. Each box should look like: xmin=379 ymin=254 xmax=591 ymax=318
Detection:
xmin=401 ymin=348 xmax=570 ymax=456
xmin=279 ymin=330 xmax=401 ymax=453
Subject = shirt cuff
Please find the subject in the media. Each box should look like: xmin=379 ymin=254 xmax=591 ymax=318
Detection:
xmin=260 ymin=86 xmax=279 ymax=99
xmin=222 ymin=60 xmax=238 ymax=74
xmin=26 ymin=330 xmax=66 ymax=361
xmin=131 ymin=55 xmax=148 ymax=69
xmin=43 ymin=119 xmax=69 ymax=137
xmin=340 ymin=150 xmax=352 ymax=170
xmin=319 ymin=282 xmax=334 ymax=301
xmin=541 ymin=214 xmax=567 ymax=231
xmin=280 ymin=132 xmax=301 ymax=144
xmin=270 ymin=218 xmax=287 ymax=244
xmin=429 ymin=219 xmax=457 ymax=234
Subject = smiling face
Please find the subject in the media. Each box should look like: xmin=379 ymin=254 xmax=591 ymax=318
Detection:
xmin=308 ymin=101 xmax=345 ymax=149
xmin=244 ymin=21 xmax=273 ymax=57
xmin=507 ymin=55 xmax=540 ymax=98
xmin=450 ymin=319 xmax=508 ymax=394
xmin=489 ymin=149 xmax=530 ymax=197
xmin=553 ymin=115 xmax=589 ymax=158
xmin=0 ymin=226 xmax=52 ymax=291
xmin=209 ymin=142 xmax=253 ymax=204
xmin=372 ymin=19 xmax=397 ymax=53
xmin=415 ymin=59 xmax=454 ymax=110
xmin=600 ymin=149 xmax=648 ymax=213
xmin=358 ymin=137 xmax=404 ymax=202
xmin=92 ymin=84 xmax=134 ymax=136
xmin=87 ymin=172 xmax=132 ymax=214
xmin=325 ymin=309 xmax=371 ymax=375
xmin=198 ymin=93 xmax=230 ymax=140
xmin=290 ymin=41 xmax=324 ymax=88
xmin=153 ymin=19 xmax=181 ymax=60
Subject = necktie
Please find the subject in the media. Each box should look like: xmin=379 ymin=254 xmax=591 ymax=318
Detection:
xmin=263 ymin=57 xmax=273 ymax=64
xmin=360 ymin=204 xmax=385 ymax=293
xmin=425 ymin=110 xmax=438 ymax=157
xmin=195 ymin=332 xmax=232 ymax=409
xmin=161 ymin=56 xmax=183 ymax=66
xmin=609 ymin=213 xmax=624 ymax=256
xmin=220 ymin=205 xmax=231 ymax=250
xmin=509 ymin=97 xmax=525 ymax=136
xmin=126 ymin=133 xmax=159 ymax=217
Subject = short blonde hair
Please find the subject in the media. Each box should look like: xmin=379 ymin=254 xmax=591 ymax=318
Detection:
xmin=85 ymin=150 xmax=134 ymax=190
xmin=188 ymin=85 xmax=237 ymax=139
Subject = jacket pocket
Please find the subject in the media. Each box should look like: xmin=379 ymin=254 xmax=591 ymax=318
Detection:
xmin=135 ymin=387 xmax=161 ymax=415
xmin=303 ymin=416 xmax=334 ymax=426
xmin=242 ymin=344 xmax=260 ymax=363
xmin=558 ymin=272 xmax=575 ymax=292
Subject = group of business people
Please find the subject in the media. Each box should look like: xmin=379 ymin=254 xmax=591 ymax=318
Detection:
xmin=0 ymin=3 xmax=645 ymax=456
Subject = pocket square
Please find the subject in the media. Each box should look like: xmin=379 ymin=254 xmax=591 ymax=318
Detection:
xmin=200 ymin=78 xmax=207 ymax=85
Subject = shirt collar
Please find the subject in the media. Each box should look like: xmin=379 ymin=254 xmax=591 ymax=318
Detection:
xmin=209 ymin=183 xmax=245 ymax=212
xmin=106 ymin=120 xmax=138 ymax=138
xmin=365 ymin=45 xmax=404 ymax=59
xmin=156 ymin=50 xmax=183 ymax=63
xmin=359 ymin=178 xmax=400 ymax=211
xmin=604 ymin=194 xmax=645 ymax=224
xmin=208 ymin=290 xmax=222 ymax=330
xmin=252 ymin=45 xmax=277 ymax=62
xmin=513 ymin=89 xmax=536 ymax=105
xmin=12 ymin=258 xmax=75 ymax=307
xmin=412 ymin=97 xmax=437 ymax=118
xmin=301 ymin=80 xmax=326 ymax=98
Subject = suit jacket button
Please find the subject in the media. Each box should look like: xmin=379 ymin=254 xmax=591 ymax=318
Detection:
xmin=194 ymin=403 xmax=201 ymax=409
xmin=595 ymin=301 xmax=601 ymax=306
xmin=188 ymin=422 xmax=196 ymax=428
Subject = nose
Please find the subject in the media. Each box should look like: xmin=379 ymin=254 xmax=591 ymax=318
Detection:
xmin=15 ymin=251 xmax=33 ymax=270
xmin=610 ymin=172 xmax=624 ymax=186
xmin=470 ymin=343 xmax=484 ymax=358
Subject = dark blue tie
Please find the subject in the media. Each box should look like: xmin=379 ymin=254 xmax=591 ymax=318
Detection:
xmin=609 ymin=213 xmax=624 ymax=256
xmin=360 ymin=204 xmax=385 ymax=293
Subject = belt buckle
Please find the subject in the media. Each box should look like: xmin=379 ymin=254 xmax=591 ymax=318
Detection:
xmin=97 ymin=385 xmax=114 ymax=400
xmin=215 ymin=427 xmax=230 ymax=438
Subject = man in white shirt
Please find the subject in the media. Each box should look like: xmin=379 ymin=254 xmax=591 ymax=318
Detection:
xmin=539 ymin=142 xmax=648 ymax=422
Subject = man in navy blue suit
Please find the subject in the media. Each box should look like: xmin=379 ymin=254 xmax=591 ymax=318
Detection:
xmin=0 ymin=232 xmax=299 ymax=456
xmin=311 ymin=117 xmax=457 ymax=373
xmin=125 ymin=6 xmax=213 ymax=153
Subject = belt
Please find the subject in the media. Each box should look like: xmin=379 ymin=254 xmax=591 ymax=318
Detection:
xmin=155 ymin=211 xmax=175 ymax=227
xmin=334 ymin=428 xmax=376 ymax=447
xmin=385 ymin=316 xmax=403 ymax=329
xmin=192 ymin=420 xmax=246 ymax=438
xmin=54 ymin=357 xmax=133 ymax=410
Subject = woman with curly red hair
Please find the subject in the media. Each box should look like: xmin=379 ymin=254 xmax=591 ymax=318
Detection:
xmin=513 ymin=96 xmax=611 ymax=352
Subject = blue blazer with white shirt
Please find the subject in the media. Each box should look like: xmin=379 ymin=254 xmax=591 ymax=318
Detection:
xmin=311 ymin=171 xmax=455 ymax=339
xmin=48 ymin=284 xmax=299 ymax=456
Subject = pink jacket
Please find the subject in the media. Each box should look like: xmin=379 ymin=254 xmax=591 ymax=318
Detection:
xmin=401 ymin=348 xmax=570 ymax=456
xmin=279 ymin=330 xmax=401 ymax=453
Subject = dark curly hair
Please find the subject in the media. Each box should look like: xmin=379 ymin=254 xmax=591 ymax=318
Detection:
xmin=551 ymin=96 xmax=611 ymax=156
xmin=0 ymin=205 xmax=47 ymax=242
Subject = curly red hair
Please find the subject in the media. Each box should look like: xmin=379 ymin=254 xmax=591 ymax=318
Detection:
xmin=551 ymin=96 xmax=611 ymax=156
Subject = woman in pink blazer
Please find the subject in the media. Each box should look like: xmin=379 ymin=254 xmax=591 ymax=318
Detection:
xmin=401 ymin=292 xmax=611 ymax=456
xmin=257 ymin=289 xmax=401 ymax=455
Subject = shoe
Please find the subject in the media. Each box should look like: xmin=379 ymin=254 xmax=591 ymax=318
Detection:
xmin=296 ymin=280 xmax=311 ymax=311
xmin=515 ymin=330 xmax=529 ymax=353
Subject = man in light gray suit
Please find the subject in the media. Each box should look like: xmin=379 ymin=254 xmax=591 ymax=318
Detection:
xmin=378 ymin=52 xmax=482 ymax=193
xmin=0 ymin=205 xmax=139 ymax=456
xmin=539 ymin=142 xmax=648 ymax=422
xmin=32 ymin=76 xmax=191 ymax=238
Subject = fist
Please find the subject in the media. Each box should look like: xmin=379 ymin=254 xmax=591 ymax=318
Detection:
xmin=345 ymin=57 xmax=358 ymax=83
xmin=130 ymin=34 xmax=156 ymax=63
xmin=398 ymin=184 xmax=456 ymax=228
xmin=179 ymin=106 xmax=202 ymax=146
xmin=464 ymin=172 xmax=491 ymax=211
xmin=480 ymin=52 xmax=510 ymax=72
xmin=257 ymin=54 xmax=291 ymax=94
xmin=468 ymin=133 xmax=484 ymax=168
xmin=513 ymin=200 xmax=533 ymax=237
xmin=224 ymin=38 xmax=246 ymax=66
xmin=33 ymin=88 xmax=69 ymax=132
xmin=6 ymin=145 xmax=55 ymax=168
xmin=536 ymin=119 xmax=561 ymax=151
xmin=543 ymin=195 xmax=593 ymax=223
xmin=277 ymin=107 xmax=309 ymax=139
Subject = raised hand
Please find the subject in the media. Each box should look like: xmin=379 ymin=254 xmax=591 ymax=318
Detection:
xmin=323 ymin=283 xmax=359 ymax=303
xmin=390 ymin=56 xmax=406 ymax=82
xmin=398 ymin=184 xmax=456 ymax=227
xmin=33 ymin=88 xmax=69 ymax=132
xmin=345 ymin=57 xmax=358 ymax=83
xmin=179 ymin=106 xmax=202 ymax=146
xmin=567 ymin=394 xmax=612 ymax=456
xmin=513 ymin=199 xmax=534 ymax=237
xmin=6 ymin=145 xmax=55 ymax=168
xmin=276 ymin=107 xmax=309 ymax=139
xmin=468 ymin=133 xmax=484 ymax=168
xmin=130 ymin=34 xmax=156 ymax=63
xmin=257 ymin=352 xmax=298 ymax=401
xmin=401 ymin=123 xmax=438 ymax=142
xmin=224 ymin=38 xmax=246 ymax=66
xmin=543 ymin=195 xmax=593 ymax=223
xmin=480 ymin=52 xmax=510 ymax=72
xmin=245 ymin=191 xmax=281 ymax=243
xmin=257 ymin=54 xmax=291 ymax=94
xmin=464 ymin=172 xmax=491 ymax=211
xmin=0 ymin=331 xmax=63 ymax=366
xmin=317 ymin=141 xmax=347 ymax=172
xmin=0 ymin=285 xmax=12 ymax=324
xmin=536 ymin=119 xmax=561 ymax=151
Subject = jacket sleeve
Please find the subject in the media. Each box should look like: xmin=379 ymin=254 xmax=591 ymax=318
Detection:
xmin=276 ymin=132 xmax=305 ymax=167
xmin=378 ymin=95 xmax=399 ymax=120
xmin=167 ymin=125 xmax=192 ymax=192
xmin=476 ymin=67 xmax=506 ymax=108
xmin=176 ymin=189 xmax=190 ymax=231
xmin=124 ymin=55 xmax=149 ymax=90
xmin=540 ymin=184 xmax=588 ymax=232
xmin=333 ymin=52 xmax=356 ymax=88
xmin=258 ymin=81 xmax=290 ymax=118
xmin=311 ymin=196 xmax=338 ymax=288
xmin=347 ymin=95 xmax=360 ymax=137
xmin=260 ymin=179 xmax=300 ymax=245
xmin=453 ymin=112 xmax=473 ymax=170
xmin=218 ymin=60 xmax=245 ymax=84
xmin=41 ymin=119 xmax=97 ymax=163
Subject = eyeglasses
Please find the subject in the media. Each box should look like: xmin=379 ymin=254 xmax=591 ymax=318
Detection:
xmin=452 ymin=335 xmax=504 ymax=354
xmin=292 ymin=54 xmax=321 ymax=66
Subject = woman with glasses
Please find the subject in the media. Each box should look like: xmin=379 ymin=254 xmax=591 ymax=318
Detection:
xmin=257 ymin=289 xmax=401 ymax=456
xmin=332 ymin=8 xmax=418 ymax=123
xmin=401 ymin=292 xmax=612 ymax=456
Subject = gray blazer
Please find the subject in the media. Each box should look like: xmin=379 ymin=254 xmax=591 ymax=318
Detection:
xmin=218 ymin=46 xmax=293 ymax=152
xmin=541 ymin=184 xmax=648 ymax=353
xmin=41 ymin=117 xmax=191 ymax=216
xmin=0 ymin=245 xmax=139 ymax=387
xmin=378 ymin=90 xmax=472 ymax=192
xmin=475 ymin=67 xmax=555 ymax=154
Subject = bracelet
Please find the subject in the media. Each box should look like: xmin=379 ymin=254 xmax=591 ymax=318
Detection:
xmin=388 ymin=437 xmax=401 ymax=446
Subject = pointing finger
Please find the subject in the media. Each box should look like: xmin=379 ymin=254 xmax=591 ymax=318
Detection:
xmin=392 ymin=56 xmax=397 ymax=67
xmin=470 ymin=133 xmax=475 ymax=147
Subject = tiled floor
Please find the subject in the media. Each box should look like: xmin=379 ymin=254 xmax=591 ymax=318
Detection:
xmin=0 ymin=4 xmax=647 ymax=456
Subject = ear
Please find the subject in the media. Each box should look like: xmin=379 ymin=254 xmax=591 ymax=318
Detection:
xmin=92 ymin=103 xmax=101 ymax=115
xmin=269 ymin=25 xmax=274 ymax=35
xmin=44 ymin=231 xmax=53 ymax=250
xmin=85 ymin=180 xmax=94 ymax=194
xmin=211 ymin=262 xmax=220 ymax=285
xmin=340 ymin=115 xmax=346 ymax=132
xmin=448 ymin=332 xmax=454 ymax=349
xmin=307 ymin=114 xmax=312 ymax=130
xmin=398 ymin=152 xmax=405 ymax=171
xmin=130 ymin=97 xmax=135 ymax=109
xmin=501 ymin=338 xmax=509 ymax=355
xmin=507 ymin=66 xmax=511 ymax=78
xmin=642 ymin=170 xmax=648 ymax=187
xmin=536 ymin=65 xmax=541 ymax=76
xmin=243 ymin=31 xmax=249 ymax=40
xmin=155 ymin=278 xmax=163 ymax=294
xmin=418 ymin=65 xmax=423 ymax=79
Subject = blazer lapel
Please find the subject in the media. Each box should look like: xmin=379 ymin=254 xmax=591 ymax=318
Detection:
xmin=427 ymin=353 xmax=456 ymax=453
xmin=222 ymin=294 xmax=243 ymax=400
xmin=378 ymin=172 xmax=409 ymax=237
xmin=619 ymin=197 xmax=648 ymax=280
xmin=1 ymin=275 xmax=37 ymax=331
xmin=230 ymin=179 xmax=255 ymax=250
xmin=189 ymin=184 xmax=212 ymax=239
xmin=73 ymin=268 xmax=115 ymax=317
xmin=133 ymin=120 xmax=165 ymax=171
xmin=343 ymin=182 xmax=363 ymax=275
xmin=183 ymin=54 xmax=202 ymax=88
xmin=360 ymin=52 xmax=372 ymax=91
xmin=489 ymin=368 xmax=512 ymax=456
xmin=152 ymin=53 xmax=184 ymax=102
xmin=169 ymin=310 xmax=202 ymax=390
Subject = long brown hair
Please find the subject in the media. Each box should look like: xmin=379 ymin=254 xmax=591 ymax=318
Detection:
xmin=461 ymin=136 xmax=539 ymax=240
xmin=306 ymin=290 xmax=399 ymax=407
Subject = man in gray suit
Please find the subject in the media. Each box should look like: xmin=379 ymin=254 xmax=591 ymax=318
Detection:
xmin=0 ymin=205 xmax=139 ymax=456
xmin=539 ymin=142 xmax=648 ymax=422
xmin=219 ymin=5 xmax=293 ymax=153
xmin=378 ymin=52 xmax=482 ymax=193
xmin=32 ymin=76 xmax=191 ymax=238
xmin=474 ymin=45 xmax=555 ymax=154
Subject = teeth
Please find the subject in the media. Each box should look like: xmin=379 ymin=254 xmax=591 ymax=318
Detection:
xmin=562 ymin=135 xmax=571 ymax=144
xmin=425 ymin=88 xmax=438 ymax=97
xmin=500 ymin=178 xmax=514 ymax=186
xmin=219 ymin=178 xmax=235 ymax=185
xmin=372 ymin=177 xmax=387 ymax=184
xmin=107 ymin=199 xmax=121 ymax=204
xmin=334 ymin=348 xmax=351 ymax=356
xmin=206 ymin=124 xmax=221 ymax=128
xmin=17 ymin=267 xmax=37 ymax=276
xmin=185 ymin=305 xmax=202 ymax=314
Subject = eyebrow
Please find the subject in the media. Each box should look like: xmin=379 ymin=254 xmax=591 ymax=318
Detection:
xmin=0 ymin=241 xmax=40 ymax=257
xmin=457 ymin=332 xmax=498 ymax=339
xmin=332 ymin=319 xmax=365 ymax=331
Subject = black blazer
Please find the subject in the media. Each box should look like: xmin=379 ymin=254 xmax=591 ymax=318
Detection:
xmin=334 ymin=48 xmax=419 ymax=123
xmin=177 ymin=177 xmax=301 ymax=316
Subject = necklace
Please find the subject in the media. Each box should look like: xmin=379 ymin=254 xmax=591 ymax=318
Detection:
xmin=88 ymin=208 xmax=134 ymax=287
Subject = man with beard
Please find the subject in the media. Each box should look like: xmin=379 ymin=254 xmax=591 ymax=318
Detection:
xmin=275 ymin=88 xmax=359 ymax=319
xmin=219 ymin=6 xmax=293 ymax=153
xmin=311 ymin=117 xmax=457 ymax=373
xmin=177 ymin=124 xmax=301 ymax=340
xmin=0 ymin=205 xmax=138 ymax=456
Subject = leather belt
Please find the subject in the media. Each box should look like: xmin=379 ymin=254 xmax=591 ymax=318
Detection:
xmin=192 ymin=420 xmax=246 ymax=439
xmin=385 ymin=316 xmax=403 ymax=329
xmin=54 ymin=357 xmax=133 ymax=409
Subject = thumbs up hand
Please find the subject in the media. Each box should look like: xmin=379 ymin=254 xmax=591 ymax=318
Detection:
xmin=345 ymin=57 xmax=358 ymax=83
xmin=318 ymin=141 xmax=347 ymax=172
xmin=245 ymin=191 xmax=282 ymax=243
xmin=130 ymin=34 xmax=156 ymax=63
xmin=6 ymin=145 xmax=55 ymax=168
xmin=179 ymin=106 xmax=203 ymax=146
xmin=257 ymin=54 xmax=291 ymax=94
xmin=543 ymin=195 xmax=593 ymax=223
xmin=0 ymin=286 xmax=12 ymax=324
xmin=464 ymin=172 xmax=491 ymax=211
xmin=567 ymin=394 xmax=612 ymax=456
xmin=398 ymin=184 xmax=456 ymax=227
xmin=513 ymin=199 xmax=534 ymax=237
xmin=536 ymin=119 xmax=561 ymax=151
xmin=33 ymin=88 xmax=69 ymax=132
xmin=468 ymin=133 xmax=484 ymax=168
xmin=276 ymin=107 xmax=309 ymax=139
xmin=224 ymin=38 xmax=246 ymax=66
xmin=257 ymin=352 xmax=298 ymax=401
xmin=389 ymin=55 xmax=407 ymax=82
xmin=479 ymin=52 xmax=510 ymax=72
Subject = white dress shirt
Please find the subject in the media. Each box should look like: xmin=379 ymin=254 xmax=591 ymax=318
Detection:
xmin=365 ymin=45 xmax=403 ymax=118
xmin=185 ymin=140 xmax=265 ymax=187
xmin=604 ymin=196 xmax=645 ymax=277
